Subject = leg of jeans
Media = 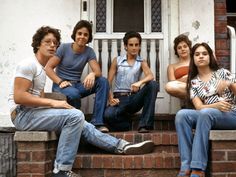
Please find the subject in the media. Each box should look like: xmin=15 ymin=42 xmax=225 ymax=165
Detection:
xmin=74 ymin=77 xmax=109 ymax=126
xmin=89 ymin=77 xmax=109 ymax=125
xmin=138 ymin=81 xmax=159 ymax=128
xmin=126 ymin=81 xmax=158 ymax=129
xmin=104 ymin=99 xmax=132 ymax=131
xmin=81 ymin=121 xmax=129 ymax=153
xmin=175 ymin=109 xmax=198 ymax=172
xmin=52 ymin=83 xmax=81 ymax=109
xmin=191 ymin=108 xmax=236 ymax=170
xmin=14 ymin=107 xmax=85 ymax=171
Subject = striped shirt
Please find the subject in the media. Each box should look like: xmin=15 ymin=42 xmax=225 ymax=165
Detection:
xmin=190 ymin=68 xmax=236 ymax=110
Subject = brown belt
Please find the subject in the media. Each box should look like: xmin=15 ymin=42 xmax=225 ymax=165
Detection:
xmin=10 ymin=109 xmax=17 ymax=122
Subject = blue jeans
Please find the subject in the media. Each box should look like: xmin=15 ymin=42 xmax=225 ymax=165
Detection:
xmin=13 ymin=106 xmax=128 ymax=171
xmin=175 ymin=108 xmax=236 ymax=171
xmin=52 ymin=76 xmax=109 ymax=126
xmin=104 ymin=81 xmax=159 ymax=131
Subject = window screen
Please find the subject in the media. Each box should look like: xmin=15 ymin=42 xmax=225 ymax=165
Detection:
xmin=113 ymin=0 xmax=144 ymax=32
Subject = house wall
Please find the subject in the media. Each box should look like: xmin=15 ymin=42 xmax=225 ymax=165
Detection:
xmin=0 ymin=0 xmax=81 ymax=116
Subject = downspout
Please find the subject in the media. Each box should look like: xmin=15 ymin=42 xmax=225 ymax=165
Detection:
xmin=227 ymin=25 xmax=236 ymax=75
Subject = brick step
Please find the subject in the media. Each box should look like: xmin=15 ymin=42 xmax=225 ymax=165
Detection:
xmin=72 ymin=152 xmax=180 ymax=177
xmin=83 ymin=130 xmax=178 ymax=146
xmin=78 ymin=130 xmax=178 ymax=153
xmin=86 ymin=114 xmax=176 ymax=131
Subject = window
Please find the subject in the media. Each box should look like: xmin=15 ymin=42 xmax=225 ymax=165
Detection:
xmin=226 ymin=0 xmax=236 ymax=29
xmin=113 ymin=0 xmax=144 ymax=32
xmin=95 ymin=0 xmax=162 ymax=33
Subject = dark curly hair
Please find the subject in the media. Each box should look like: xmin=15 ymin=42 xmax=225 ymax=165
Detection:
xmin=71 ymin=20 xmax=93 ymax=43
xmin=123 ymin=31 xmax=142 ymax=46
xmin=173 ymin=34 xmax=192 ymax=57
xmin=31 ymin=26 xmax=61 ymax=54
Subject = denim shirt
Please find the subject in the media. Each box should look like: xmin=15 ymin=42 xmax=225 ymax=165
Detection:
xmin=114 ymin=55 xmax=143 ymax=93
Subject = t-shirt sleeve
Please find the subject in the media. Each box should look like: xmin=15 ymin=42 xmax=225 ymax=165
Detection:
xmin=55 ymin=43 xmax=65 ymax=60
xmin=190 ymin=79 xmax=199 ymax=99
xmin=87 ymin=47 xmax=97 ymax=62
xmin=15 ymin=61 xmax=35 ymax=82
xmin=222 ymin=68 xmax=236 ymax=83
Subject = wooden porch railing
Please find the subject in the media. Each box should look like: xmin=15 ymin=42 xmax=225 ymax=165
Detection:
xmin=93 ymin=38 xmax=161 ymax=86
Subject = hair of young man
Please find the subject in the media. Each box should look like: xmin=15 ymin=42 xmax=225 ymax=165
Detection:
xmin=123 ymin=31 xmax=142 ymax=46
xmin=173 ymin=34 xmax=192 ymax=57
xmin=71 ymin=20 xmax=93 ymax=43
xmin=31 ymin=26 xmax=61 ymax=54
xmin=186 ymin=42 xmax=219 ymax=101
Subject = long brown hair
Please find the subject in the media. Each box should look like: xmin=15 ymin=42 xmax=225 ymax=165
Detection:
xmin=186 ymin=42 xmax=219 ymax=102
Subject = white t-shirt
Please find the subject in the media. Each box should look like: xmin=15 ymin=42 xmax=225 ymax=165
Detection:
xmin=8 ymin=56 xmax=46 ymax=113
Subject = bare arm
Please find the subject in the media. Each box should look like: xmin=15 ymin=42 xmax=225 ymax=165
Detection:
xmin=131 ymin=60 xmax=154 ymax=92
xmin=107 ymin=58 xmax=120 ymax=106
xmin=229 ymin=83 xmax=236 ymax=95
xmin=192 ymin=96 xmax=232 ymax=112
xmin=45 ymin=56 xmax=62 ymax=84
xmin=45 ymin=56 xmax=72 ymax=88
xmin=83 ymin=59 xmax=102 ymax=89
xmin=14 ymin=77 xmax=73 ymax=109
xmin=167 ymin=64 xmax=176 ymax=81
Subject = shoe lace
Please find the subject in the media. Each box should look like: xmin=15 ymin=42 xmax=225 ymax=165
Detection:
xmin=65 ymin=171 xmax=80 ymax=177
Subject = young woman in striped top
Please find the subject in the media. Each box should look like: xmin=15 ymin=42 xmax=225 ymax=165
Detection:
xmin=175 ymin=42 xmax=236 ymax=177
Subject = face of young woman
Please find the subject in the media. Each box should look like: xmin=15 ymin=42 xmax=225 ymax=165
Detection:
xmin=193 ymin=45 xmax=210 ymax=68
xmin=75 ymin=27 xmax=89 ymax=47
xmin=126 ymin=37 xmax=141 ymax=56
xmin=176 ymin=41 xmax=190 ymax=59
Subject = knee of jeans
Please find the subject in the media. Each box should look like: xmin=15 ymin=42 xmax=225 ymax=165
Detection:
xmin=96 ymin=77 xmax=109 ymax=87
xmin=104 ymin=108 xmax=112 ymax=120
xmin=200 ymin=108 xmax=220 ymax=115
xmin=175 ymin=110 xmax=188 ymax=125
xmin=148 ymin=80 xmax=159 ymax=91
xmin=69 ymin=109 xmax=85 ymax=123
xmin=198 ymin=108 xmax=220 ymax=122
xmin=66 ymin=92 xmax=80 ymax=99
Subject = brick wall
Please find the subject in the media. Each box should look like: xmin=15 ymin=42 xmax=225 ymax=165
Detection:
xmin=214 ymin=0 xmax=231 ymax=69
xmin=209 ymin=130 xmax=236 ymax=177
xmin=14 ymin=132 xmax=57 ymax=177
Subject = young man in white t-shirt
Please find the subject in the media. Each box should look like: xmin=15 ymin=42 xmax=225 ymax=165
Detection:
xmin=8 ymin=26 xmax=154 ymax=177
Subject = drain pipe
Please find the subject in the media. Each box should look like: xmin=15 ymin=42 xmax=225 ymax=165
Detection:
xmin=227 ymin=25 xmax=236 ymax=75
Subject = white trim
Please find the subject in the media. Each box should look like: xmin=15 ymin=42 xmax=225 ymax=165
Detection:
xmin=144 ymin=0 xmax=151 ymax=33
xmin=227 ymin=13 xmax=236 ymax=16
xmin=94 ymin=33 xmax=164 ymax=39
xmin=227 ymin=25 xmax=236 ymax=75
xmin=107 ymin=0 xmax=112 ymax=34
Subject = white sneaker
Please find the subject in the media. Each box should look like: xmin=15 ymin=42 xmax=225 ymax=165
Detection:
xmin=123 ymin=140 xmax=154 ymax=155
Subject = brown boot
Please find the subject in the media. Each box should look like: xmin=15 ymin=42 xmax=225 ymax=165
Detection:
xmin=190 ymin=170 xmax=205 ymax=177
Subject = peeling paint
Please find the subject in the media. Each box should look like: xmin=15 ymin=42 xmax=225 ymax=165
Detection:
xmin=192 ymin=20 xmax=200 ymax=30
xmin=193 ymin=35 xmax=199 ymax=42
xmin=66 ymin=24 xmax=72 ymax=30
